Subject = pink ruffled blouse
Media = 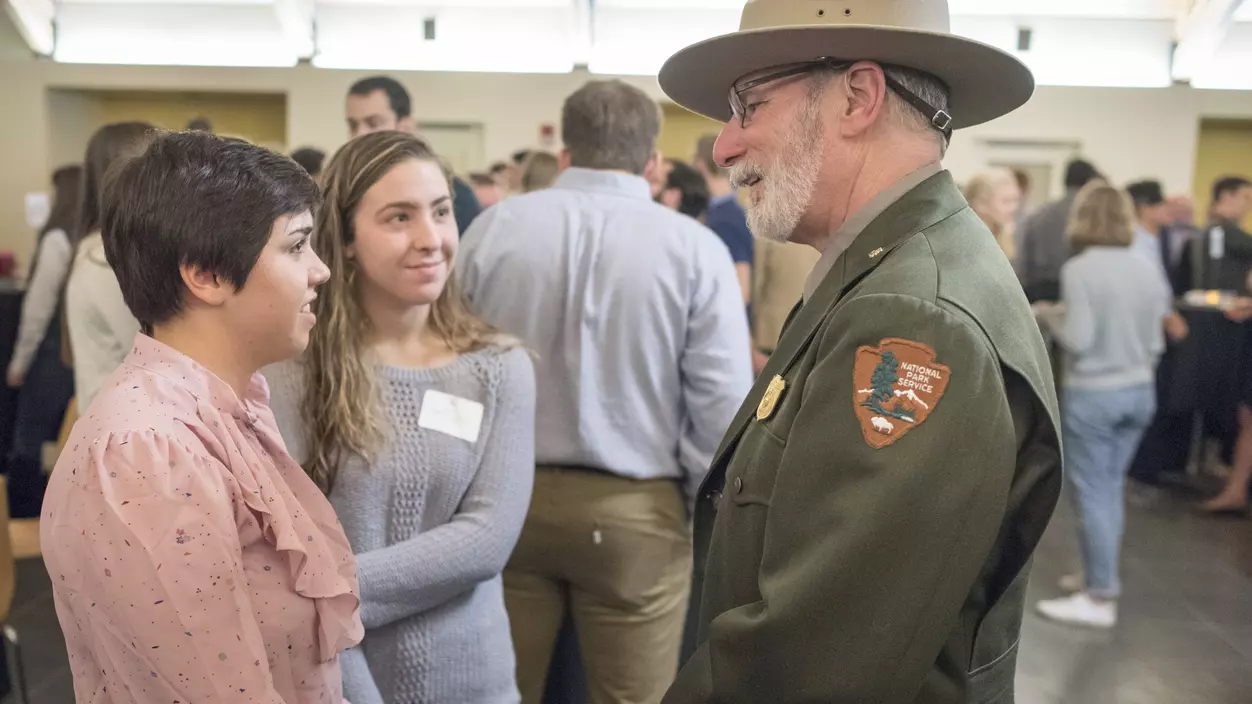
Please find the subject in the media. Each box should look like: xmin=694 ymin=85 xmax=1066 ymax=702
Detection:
xmin=42 ymin=335 xmax=363 ymax=703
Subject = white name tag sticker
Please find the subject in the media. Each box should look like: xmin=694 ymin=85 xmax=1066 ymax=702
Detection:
xmin=418 ymin=390 xmax=484 ymax=443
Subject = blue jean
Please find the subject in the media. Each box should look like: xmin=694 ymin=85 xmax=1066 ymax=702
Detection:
xmin=1062 ymin=383 xmax=1156 ymax=598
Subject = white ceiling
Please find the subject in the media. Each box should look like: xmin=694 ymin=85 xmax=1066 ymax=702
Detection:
xmin=3 ymin=0 xmax=1250 ymax=89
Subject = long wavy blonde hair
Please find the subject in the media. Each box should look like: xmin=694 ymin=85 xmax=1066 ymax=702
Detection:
xmin=302 ymin=131 xmax=506 ymax=493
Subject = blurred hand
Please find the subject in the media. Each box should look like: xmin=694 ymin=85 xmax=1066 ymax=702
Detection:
xmin=752 ymin=349 xmax=770 ymax=376
xmin=6 ymin=369 xmax=23 ymax=388
xmin=1225 ymin=298 xmax=1252 ymax=323
xmin=1164 ymin=312 xmax=1190 ymax=342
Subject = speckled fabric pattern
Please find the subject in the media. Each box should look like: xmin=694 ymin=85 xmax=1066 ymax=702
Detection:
xmin=266 ymin=346 xmax=536 ymax=704
xmin=41 ymin=333 xmax=363 ymax=704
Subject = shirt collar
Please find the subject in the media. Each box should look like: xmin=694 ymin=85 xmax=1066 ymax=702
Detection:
xmin=126 ymin=334 xmax=265 ymax=424
xmin=803 ymin=161 xmax=943 ymax=302
xmin=555 ymin=167 xmax=653 ymax=201
xmin=710 ymin=192 xmax=740 ymax=208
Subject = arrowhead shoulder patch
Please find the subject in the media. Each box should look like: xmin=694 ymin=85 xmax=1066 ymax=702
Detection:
xmin=853 ymin=338 xmax=951 ymax=449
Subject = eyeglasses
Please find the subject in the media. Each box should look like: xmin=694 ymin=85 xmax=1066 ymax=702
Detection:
xmin=728 ymin=57 xmax=954 ymax=143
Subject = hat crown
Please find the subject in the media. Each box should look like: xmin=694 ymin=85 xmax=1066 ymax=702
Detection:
xmin=740 ymin=0 xmax=951 ymax=35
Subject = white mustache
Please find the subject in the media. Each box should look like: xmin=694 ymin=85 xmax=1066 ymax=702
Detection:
xmin=729 ymin=163 xmax=764 ymax=189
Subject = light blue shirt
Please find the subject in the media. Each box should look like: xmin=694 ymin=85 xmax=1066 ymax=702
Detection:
xmin=457 ymin=168 xmax=753 ymax=502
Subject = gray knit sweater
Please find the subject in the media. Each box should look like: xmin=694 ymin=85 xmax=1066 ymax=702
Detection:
xmin=264 ymin=346 xmax=536 ymax=704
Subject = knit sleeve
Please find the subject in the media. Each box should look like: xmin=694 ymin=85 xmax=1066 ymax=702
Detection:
xmin=353 ymin=348 xmax=536 ymax=629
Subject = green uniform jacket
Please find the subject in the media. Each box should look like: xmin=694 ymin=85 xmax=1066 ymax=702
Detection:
xmin=664 ymin=171 xmax=1063 ymax=704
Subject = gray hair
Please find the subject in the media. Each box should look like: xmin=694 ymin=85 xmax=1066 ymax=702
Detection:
xmin=809 ymin=63 xmax=951 ymax=155
xmin=562 ymin=80 xmax=661 ymax=174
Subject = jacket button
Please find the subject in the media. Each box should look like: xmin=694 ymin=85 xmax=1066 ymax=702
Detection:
xmin=733 ymin=477 xmax=743 ymax=494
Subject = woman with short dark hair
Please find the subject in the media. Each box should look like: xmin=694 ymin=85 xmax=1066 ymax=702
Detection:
xmin=42 ymin=130 xmax=363 ymax=703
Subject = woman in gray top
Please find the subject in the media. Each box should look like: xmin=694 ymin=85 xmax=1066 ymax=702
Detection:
xmin=1032 ymin=182 xmax=1171 ymax=631
xmin=266 ymin=132 xmax=536 ymax=704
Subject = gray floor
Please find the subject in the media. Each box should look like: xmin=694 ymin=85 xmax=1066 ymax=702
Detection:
xmin=5 ymin=488 xmax=1252 ymax=703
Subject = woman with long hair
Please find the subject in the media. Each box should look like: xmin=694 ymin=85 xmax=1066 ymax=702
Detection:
xmin=63 ymin=121 xmax=155 ymax=412
xmin=266 ymin=131 xmax=536 ymax=704
xmin=964 ymin=168 xmax=1022 ymax=262
xmin=1033 ymin=182 xmax=1171 ymax=628
xmin=43 ymin=130 xmax=361 ymax=702
xmin=5 ymin=164 xmax=81 ymax=516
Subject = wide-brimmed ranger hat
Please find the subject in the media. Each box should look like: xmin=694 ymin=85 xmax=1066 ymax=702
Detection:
xmin=658 ymin=0 xmax=1035 ymax=135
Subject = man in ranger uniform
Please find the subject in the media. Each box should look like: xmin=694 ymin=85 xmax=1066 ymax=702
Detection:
xmin=657 ymin=1 xmax=1064 ymax=702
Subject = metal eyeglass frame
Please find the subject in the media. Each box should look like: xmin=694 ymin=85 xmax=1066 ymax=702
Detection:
xmin=728 ymin=57 xmax=954 ymax=143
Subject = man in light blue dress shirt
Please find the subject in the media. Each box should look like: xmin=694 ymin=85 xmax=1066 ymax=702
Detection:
xmin=457 ymin=79 xmax=752 ymax=704
xmin=1128 ymin=180 xmax=1188 ymax=341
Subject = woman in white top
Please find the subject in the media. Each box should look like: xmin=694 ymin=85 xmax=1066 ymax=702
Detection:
xmin=5 ymin=165 xmax=80 ymax=517
xmin=64 ymin=122 xmax=154 ymax=412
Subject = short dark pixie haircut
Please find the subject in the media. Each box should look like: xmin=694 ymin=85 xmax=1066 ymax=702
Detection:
xmin=102 ymin=130 xmax=320 ymax=331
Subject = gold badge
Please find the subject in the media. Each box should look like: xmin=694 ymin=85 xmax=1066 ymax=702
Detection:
xmin=757 ymin=375 xmax=787 ymax=421
xmin=852 ymin=338 xmax=950 ymax=449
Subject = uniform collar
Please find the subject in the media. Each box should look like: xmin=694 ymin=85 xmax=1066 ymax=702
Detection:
xmin=554 ymin=167 xmax=653 ymax=201
xmin=804 ymin=162 xmax=942 ymax=302
xmin=126 ymin=333 xmax=266 ymax=425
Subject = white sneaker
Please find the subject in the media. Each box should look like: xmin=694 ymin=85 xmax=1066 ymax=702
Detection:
xmin=1058 ymin=573 xmax=1084 ymax=593
xmin=1035 ymin=593 xmax=1117 ymax=629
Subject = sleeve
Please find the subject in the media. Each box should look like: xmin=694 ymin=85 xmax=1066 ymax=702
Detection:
xmin=452 ymin=177 xmax=483 ymax=236
xmin=68 ymin=432 xmax=288 ymax=702
xmin=1051 ymin=263 xmax=1095 ymax=354
xmin=678 ymin=239 xmax=754 ymax=507
xmin=338 ymin=646 xmax=384 ymax=704
xmin=674 ymin=293 xmax=1020 ymax=702
xmin=352 ymin=349 xmax=536 ymax=629
xmin=8 ymin=230 xmax=73 ymax=380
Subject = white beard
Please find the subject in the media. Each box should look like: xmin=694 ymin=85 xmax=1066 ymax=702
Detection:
xmin=729 ymin=98 xmax=825 ymax=243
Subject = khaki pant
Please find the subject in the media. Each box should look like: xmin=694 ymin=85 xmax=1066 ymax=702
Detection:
xmin=505 ymin=467 xmax=692 ymax=704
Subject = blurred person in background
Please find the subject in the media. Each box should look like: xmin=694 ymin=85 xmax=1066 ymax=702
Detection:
xmin=1019 ymin=158 xmax=1100 ymax=301
xmin=509 ymin=149 xmax=533 ymax=193
xmin=65 ymin=121 xmax=155 ymax=412
xmin=186 ymin=116 xmax=212 ymax=132
xmin=291 ymin=146 xmax=326 ymax=180
xmin=472 ymin=172 xmax=507 ymax=208
xmin=521 ymin=151 xmax=561 ymax=193
xmin=4 ymin=165 xmax=80 ymax=517
xmin=44 ymin=129 xmax=362 ymax=704
xmin=657 ymin=159 xmax=709 ymax=219
xmin=1163 ymin=194 xmax=1200 ymax=277
xmin=345 ymin=75 xmax=482 ymax=234
xmin=750 ymin=238 xmax=819 ymax=374
xmin=964 ymin=168 xmax=1022 ymax=262
xmin=1034 ymin=182 xmax=1171 ymax=628
xmin=694 ymin=134 xmax=753 ymax=306
xmin=1127 ymin=180 xmax=1187 ymax=342
xmin=267 ymin=132 xmax=535 ymax=704
xmin=458 ymin=79 xmax=751 ymax=704
xmin=1196 ymin=176 xmax=1252 ymax=515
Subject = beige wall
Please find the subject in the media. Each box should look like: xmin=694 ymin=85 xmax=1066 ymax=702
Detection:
xmin=4 ymin=11 xmax=1252 ymax=264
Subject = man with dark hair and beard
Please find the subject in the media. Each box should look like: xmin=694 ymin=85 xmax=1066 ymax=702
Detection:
xmin=656 ymin=0 xmax=1063 ymax=701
